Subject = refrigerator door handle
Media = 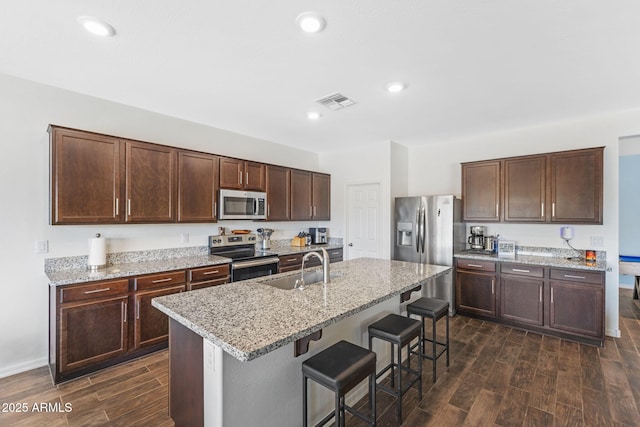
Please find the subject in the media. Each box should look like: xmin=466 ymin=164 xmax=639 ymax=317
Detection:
xmin=415 ymin=207 xmax=421 ymax=253
xmin=421 ymin=206 xmax=426 ymax=253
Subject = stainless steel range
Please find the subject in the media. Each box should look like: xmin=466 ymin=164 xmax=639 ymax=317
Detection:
xmin=209 ymin=233 xmax=279 ymax=282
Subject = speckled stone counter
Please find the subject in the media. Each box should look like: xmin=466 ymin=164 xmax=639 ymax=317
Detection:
xmin=152 ymin=257 xmax=450 ymax=362
xmin=46 ymin=252 xmax=231 ymax=286
xmin=454 ymin=246 xmax=606 ymax=272
xmin=256 ymin=240 xmax=343 ymax=256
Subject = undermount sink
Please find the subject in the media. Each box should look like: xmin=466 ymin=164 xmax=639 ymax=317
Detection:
xmin=260 ymin=270 xmax=342 ymax=290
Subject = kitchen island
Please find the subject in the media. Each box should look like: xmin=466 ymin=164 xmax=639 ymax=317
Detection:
xmin=152 ymin=257 xmax=451 ymax=427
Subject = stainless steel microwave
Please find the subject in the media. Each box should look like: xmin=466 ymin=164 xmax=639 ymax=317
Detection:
xmin=219 ymin=189 xmax=267 ymax=220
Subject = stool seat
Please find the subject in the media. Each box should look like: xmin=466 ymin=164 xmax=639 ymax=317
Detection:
xmin=302 ymin=340 xmax=376 ymax=394
xmin=406 ymin=297 xmax=449 ymax=318
xmin=368 ymin=313 xmax=422 ymax=346
xmin=302 ymin=340 xmax=376 ymax=426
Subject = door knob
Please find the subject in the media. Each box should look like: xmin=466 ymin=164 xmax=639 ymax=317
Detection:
xmin=348 ymin=243 xmax=353 ymax=247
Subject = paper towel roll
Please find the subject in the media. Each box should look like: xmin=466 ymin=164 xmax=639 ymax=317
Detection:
xmin=560 ymin=226 xmax=574 ymax=240
xmin=88 ymin=234 xmax=106 ymax=270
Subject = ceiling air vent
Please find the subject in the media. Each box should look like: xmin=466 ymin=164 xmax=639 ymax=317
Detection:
xmin=315 ymin=92 xmax=357 ymax=111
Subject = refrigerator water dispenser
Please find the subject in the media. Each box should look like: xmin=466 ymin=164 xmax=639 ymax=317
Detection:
xmin=397 ymin=222 xmax=413 ymax=246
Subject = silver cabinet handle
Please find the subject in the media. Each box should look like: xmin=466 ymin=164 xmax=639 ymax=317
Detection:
xmin=286 ymin=258 xmax=300 ymax=263
xmin=541 ymin=203 xmax=544 ymax=218
xmin=539 ymin=286 xmax=542 ymax=302
xmin=213 ymin=201 xmax=216 ymax=217
xmin=551 ymin=288 xmax=554 ymax=303
xmin=496 ymin=203 xmax=499 ymax=218
xmin=127 ymin=199 xmax=131 ymax=216
xmin=202 ymin=270 xmax=219 ymax=275
xmin=552 ymin=202 xmax=555 ymax=217
xmin=123 ymin=302 xmax=127 ymax=323
xmin=239 ymin=171 xmax=242 ymax=185
xmin=267 ymin=205 xmax=270 ymax=216
xmin=115 ymin=198 xmax=119 ymax=216
xmin=491 ymin=279 xmax=495 ymax=294
xmin=313 ymin=206 xmax=317 ymax=217
xmin=564 ymin=274 xmax=586 ymax=280
xmin=136 ymin=300 xmax=140 ymax=320
xmin=468 ymin=264 xmax=483 ymax=268
xmin=245 ymin=172 xmax=249 ymax=186
xmin=512 ymin=268 xmax=530 ymax=273
xmin=152 ymin=278 xmax=173 ymax=284
xmin=84 ymin=287 xmax=111 ymax=294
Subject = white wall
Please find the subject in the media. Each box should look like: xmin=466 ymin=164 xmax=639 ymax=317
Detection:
xmin=0 ymin=73 xmax=324 ymax=377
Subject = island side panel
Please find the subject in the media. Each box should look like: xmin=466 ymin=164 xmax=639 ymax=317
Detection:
xmin=220 ymin=297 xmax=400 ymax=426
xmin=169 ymin=319 xmax=204 ymax=427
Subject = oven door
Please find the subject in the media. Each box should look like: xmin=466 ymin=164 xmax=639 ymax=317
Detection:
xmin=232 ymin=257 xmax=279 ymax=282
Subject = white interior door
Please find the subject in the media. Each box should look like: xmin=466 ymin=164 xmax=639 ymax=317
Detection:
xmin=346 ymin=182 xmax=382 ymax=260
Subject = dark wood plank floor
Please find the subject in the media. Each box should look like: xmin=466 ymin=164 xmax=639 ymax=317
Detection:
xmin=1 ymin=289 xmax=639 ymax=426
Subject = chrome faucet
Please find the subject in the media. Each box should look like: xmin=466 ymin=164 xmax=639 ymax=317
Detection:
xmin=294 ymin=248 xmax=330 ymax=290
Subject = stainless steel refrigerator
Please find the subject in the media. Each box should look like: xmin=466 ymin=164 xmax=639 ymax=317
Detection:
xmin=394 ymin=195 xmax=465 ymax=315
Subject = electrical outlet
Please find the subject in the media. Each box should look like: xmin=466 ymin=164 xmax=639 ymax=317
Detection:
xmin=181 ymin=233 xmax=189 ymax=243
xmin=590 ymin=236 xmax=604 ymax=247
xmin=35 ymin=240 xmax=49 ymax=254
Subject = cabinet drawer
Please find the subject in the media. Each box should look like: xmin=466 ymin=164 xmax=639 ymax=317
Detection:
xmin=456 ymin=259 xmax=496 ymax=272
xmin=59 ymin=279 xmax=129 ymax=304
xmin=328 ymin=248 xmax=343 ymax=262
xmin=501 ymin=264 xmax=544 ymax=278
xmin=549 ymin=269 xmax=603 ymax=285
xmin=188 ymin=278 xmax=228 ymax=291
xmin=134 ymin=270 xmax=186 ymax=291
xmin=280 ymin=254 xmax=303 ymax=267
xmin=189 ymin=264 xmax=230 ymax=282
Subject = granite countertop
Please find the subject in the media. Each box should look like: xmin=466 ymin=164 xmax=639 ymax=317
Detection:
xmin=46 ymin=254 xmax=231 ymax=287
xmin=454 ymin=250 xmax=606 ymax=272
xmin=152 ymin=258 xmax=451 ymax=362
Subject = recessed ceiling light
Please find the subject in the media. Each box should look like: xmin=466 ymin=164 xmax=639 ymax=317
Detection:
xmin=77 ymin=16 xmax=116 ymax=37
xmin=296 ymin=12 xmax=326 ymax=33
xmin=307 ymin=111 xmax=322 ymax=120
xmin=385 ymin=82 xmax=407 ymax=93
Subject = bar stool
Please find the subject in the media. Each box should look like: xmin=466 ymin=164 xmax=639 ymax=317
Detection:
xmin=302 ymin=340 xmax=377 ymax=426
xmin=368 ymin=313 xmax=422 ymax=424
xmin=406 ymin=297 xmax=450 ymax=383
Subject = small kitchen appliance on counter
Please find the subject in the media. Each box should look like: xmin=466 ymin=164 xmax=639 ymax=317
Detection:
xmin=309 ymin=227 xmax=328 ymax=244
xmin=256 ymin=228 xmax=274 ymax=250
xmin=468 ymin=226 xmax=485 ymax=250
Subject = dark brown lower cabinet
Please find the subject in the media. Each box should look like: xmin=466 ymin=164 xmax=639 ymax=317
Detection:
xmin=133 ymin=284 xmax=185 ymax=349
xmin=58 ymin=296 xmax=128 ymax=374
xmin=455 ymin=259 xmax=605 ymax=346
xmin=456 ymin=270 xmax=497 ymax=318
xmin=549 ymin=280 xmax=603 ymax=338
xmin=500 ymin=276 xmax=543 ymax=326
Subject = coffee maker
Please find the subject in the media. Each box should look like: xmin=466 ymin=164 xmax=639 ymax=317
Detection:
xmin=309 ymin=227 xmax=328 ymax=244
xmin=468 ymin=226 xmax=485 ymax=250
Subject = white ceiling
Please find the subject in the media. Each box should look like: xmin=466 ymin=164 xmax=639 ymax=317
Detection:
xmin=2 ymin=0 xmax=640 ymax=153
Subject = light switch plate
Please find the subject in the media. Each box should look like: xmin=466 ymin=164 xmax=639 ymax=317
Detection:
xmin=590 ymin=236 xmax=604 ymax=247
xmin=35 ymin=240 xmax=48 ymax=254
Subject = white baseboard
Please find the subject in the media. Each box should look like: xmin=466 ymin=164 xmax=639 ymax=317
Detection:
xmin=0 ymin=357 xmax=48 ymax=379
xmin=606 ymin=328 xmax=621 ymax=338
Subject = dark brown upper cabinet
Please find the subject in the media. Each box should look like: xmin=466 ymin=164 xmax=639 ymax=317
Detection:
xmin=290 ymin=170 xmax=331 ymax=221
xmin=462 ymin=160 xmax=501 ymax=222
xmin=312 ymin=173 xmax=331 ymax=220
xmin=462 ymin=147 xmax=603 ymax=224
xmin=503 ymin=155 xmax=546 ymax=222
xmin=177 ymin=151 xmax=219 ymax=222
xmin=125 ymin=141 xmax=177 ymax=223
xmin=49 ymin=126 xmax=124 ymax=224
xmin=549 ymin=148 xmax=603 ymax=224
xmin=265 ymin=165 xmax=290 ymax=221
xmin=219 ymin=157 xmax=266 ymax=191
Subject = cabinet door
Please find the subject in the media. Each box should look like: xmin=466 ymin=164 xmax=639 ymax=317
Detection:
xmin=549 ymin=148 xmax=603 ymax=224
xmin=244 ymin=161 xmax=266 ymax=191
xmin=279 ymin=254 xmax=303 ymax=272
xmin=500 ymin=276 xmax=543 ymax=326
xmin=50 ymin=127 xmax=123 ymax=224
xmin=290 ymin=169 xmax=313 ymax=220
xmin=133 ymin=284 xmax=185 ymax=349
xmin=455 ymin=271 xmax=497 ymax=317
xmin=58 ymin=296 xmax=128 ymax=374
xmin=462 ymin=161 xmax=501 ymax=222
xmin=312 ymin=173 xmax=331 ymax=220
xmin=219 ymin=157 xmax=243 ymax=190
xmin=549 ymin=281 xmax=603 ymax=338
xmin=125 ymin=141 xmax=177 ymax=223
xmin=266 ymin=165 xmax=290 ymax=221
xmin=178 ymin=151 xmax=219 ymax=222
xmin=504 ymin=156 xmax=546 ymax=222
